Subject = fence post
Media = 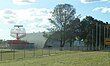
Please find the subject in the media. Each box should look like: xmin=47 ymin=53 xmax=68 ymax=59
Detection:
xmin=48 ymin=46 xmax=52 ymax=56
xmin=13 ymin=49 xmax=15 ymax=60
xmin=1 ymin=50 xmax=2 ymax=61
xmin=24 ymin=47 xmax=25 ymax=58
xmin=42 ymin=48 xmax=43 ymax=56
xmin=49 ymin=48 xmax=50 ymax=56
xmin=55 ymin=48 xmax=57 ymax=54
xmin=33 ymin=46 xmax=35 ymax=57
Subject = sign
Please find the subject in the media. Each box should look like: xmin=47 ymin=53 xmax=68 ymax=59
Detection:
xmin=104 ymin=38 xmax=110 ymax=45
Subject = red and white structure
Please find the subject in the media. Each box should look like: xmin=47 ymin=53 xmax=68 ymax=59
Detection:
xmin=8 ymin=25 xmax=34 ymax=49
xmin=10 ymin=25 xmax=26 ymax=40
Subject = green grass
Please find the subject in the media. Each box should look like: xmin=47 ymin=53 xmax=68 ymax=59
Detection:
xmin=0 ymin=50 xmax=110 ymax=66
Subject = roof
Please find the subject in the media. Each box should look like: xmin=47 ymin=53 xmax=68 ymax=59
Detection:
xmin=21 ymin=32 xmax=47 ymax=48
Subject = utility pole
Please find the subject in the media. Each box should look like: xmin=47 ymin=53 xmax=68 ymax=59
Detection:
xmin=106 ymin=25 xmax=109 ymax=50
xmin=107 ymin=26 xmax=109 ymax=38
xmin=92 ymin=29 xmax=94 ymax=50
xmin=96 ymin=23 xmax=98 ymax=50
xmin=104 ymin=26 xmax=105 ymax=49
xmin=99 ymin=24 xmax=101 ymax=50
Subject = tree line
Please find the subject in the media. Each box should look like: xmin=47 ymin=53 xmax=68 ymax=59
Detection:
xmin=43 ymin=4 xmax=110 ymax=50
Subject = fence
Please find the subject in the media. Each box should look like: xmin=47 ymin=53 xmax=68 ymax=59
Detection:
xmin=0 ymin=47 xmax=65 ymax=61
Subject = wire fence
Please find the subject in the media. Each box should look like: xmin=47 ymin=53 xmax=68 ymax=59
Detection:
xmin=0 ymin=48 xmax=110 ymax=66
xmin=0 ymin=47 xmax=65 ymax=61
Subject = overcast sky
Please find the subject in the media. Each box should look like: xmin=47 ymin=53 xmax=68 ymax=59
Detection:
xmin=0 ymin=0 xmax=110 ymax=40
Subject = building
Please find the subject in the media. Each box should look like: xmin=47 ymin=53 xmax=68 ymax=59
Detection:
xmin=21 ymin=32 xmax=47 ymax=48
xmin=21 ymin=32 xmax=86 ymax=50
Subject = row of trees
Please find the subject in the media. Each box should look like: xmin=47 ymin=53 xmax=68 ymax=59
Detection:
xmin=45 ymin=4 xmax=110 ymax=50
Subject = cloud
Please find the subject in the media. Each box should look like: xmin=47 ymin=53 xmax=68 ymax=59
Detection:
xmin=0 ymin=8 xmax=51 ymax=23
xmin=80 ymin=0 xmax=110 ymax=4
xmin=101 ymin=0 xmax=109 ymax=2
xmin=0 ymin=8 xmax=52 ymax=32
xmin=0 ymin=29 xmax=3 ymax=32
xmin=80 ymin=0 xmax=100 ymax=3
xmin=92 ymin=7 xmax=110 ymax=13
xmin=12 ymin=0 xmax=38 ymax=5
xmin=26 ymin=21 xmax=51 ymax=33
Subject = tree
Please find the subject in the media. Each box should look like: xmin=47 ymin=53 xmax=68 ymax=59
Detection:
xmin=48 ymin=4 xmax=76 ymax=50
xmin=80 ymin=16 xmax=106 ymax=50
xmin=66 ymin=17 xmax=80 ymax=49
xmin=79 ymin=16 xmax=96 ymax=50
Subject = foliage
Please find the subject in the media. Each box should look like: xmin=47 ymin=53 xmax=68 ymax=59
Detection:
xmin=47 ymin=4 xmax=76 ymax=49
xmin=65 ymin=17 xmax=80 ymax=47
xmin=44 ymin=4 xmax=109 ymax=51
xmin=79 ymin=16 xmax=107 ymax=50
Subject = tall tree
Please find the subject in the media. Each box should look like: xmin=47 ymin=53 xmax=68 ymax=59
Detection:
xmin=80 ymin=16 xmax=106 ymax=50
xmin=66 ymin=17 xmax=80 ymax=49
xmin=48 ymin=4 xmax=76 ymax=50
xmin=80 ymin=16 xmax=95 ymax=50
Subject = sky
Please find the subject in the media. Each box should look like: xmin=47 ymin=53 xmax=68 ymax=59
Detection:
xmin=0 ymin=0 xmax=110 ymax=40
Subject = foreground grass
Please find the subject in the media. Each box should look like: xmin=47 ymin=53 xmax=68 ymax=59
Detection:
xmin=0 ymin=51 xmax=110 ymax=66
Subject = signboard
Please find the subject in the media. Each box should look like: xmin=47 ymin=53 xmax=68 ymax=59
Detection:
xmin=104 ymin=38 xmax=110 ymax=45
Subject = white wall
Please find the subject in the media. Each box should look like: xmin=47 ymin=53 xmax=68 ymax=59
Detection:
xmin=21 ymin=32 xmax=47 ymax=48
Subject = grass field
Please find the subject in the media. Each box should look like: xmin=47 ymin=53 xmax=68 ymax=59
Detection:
xmin=0 ymin=50 xmax=110 ymax=66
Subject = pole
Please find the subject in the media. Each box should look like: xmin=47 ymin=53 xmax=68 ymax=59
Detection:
xmin=24 ymin=47 xmax=25 ymax=58
xmin=92 ymin=29 xmax=94 ymax=50
xmin=104 ymin=26 xmax=105 ymax=49
xmin=1 ymin=50 xmax=2 ymax=61
xmin=33 ymin=46 xmax=36 ymax=57
xmin=42 ymin=48 xmax=43 ymax=56
xmin=107 ymin=27 xmax=108 ymax=38
xmin=13 ymin=49 xmax=15 ymax=60
xmin=107 ymin=25 xmax=109 ymax=50
xmin=96 ymin=23 xmax=98 ymax=50
xmin=106 ymin=24 xmax=109 ymax=38
xmin=48 ymin=47 xmax=50 ymax=56
xmin=99 ymin=24 xmax=101 ymax=50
